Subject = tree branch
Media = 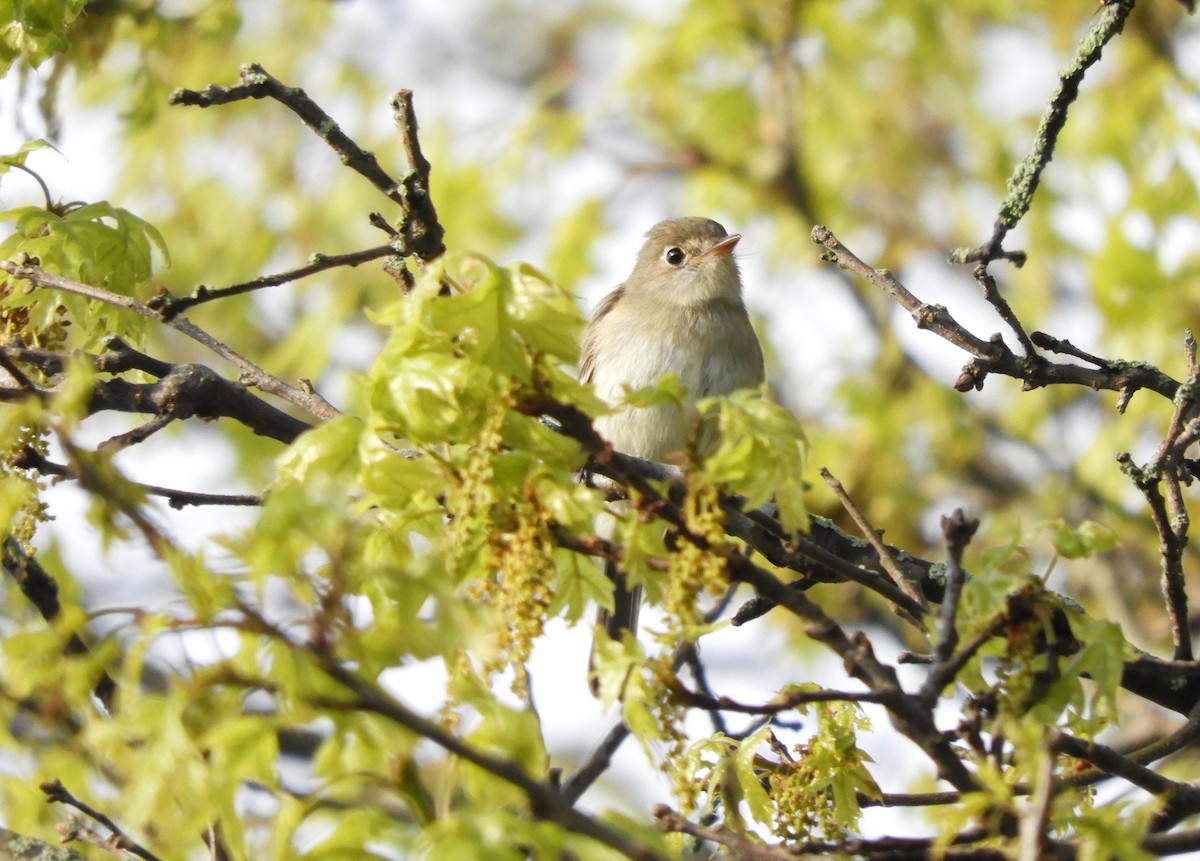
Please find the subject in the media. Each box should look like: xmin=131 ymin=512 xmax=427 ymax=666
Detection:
xmin=0 ymin=259 xmax=336 ymax=423
xmin=153 ymin=243 xmax=398 ymax=321
xmin=243 ymin=618 xmax=672 ymax=861
xmin=13 ymin=447 xmax=262 ymax=509
xmin=2 ymin=537 xmax=116 ymax=712
xmin=390 ymin=89 xmax=446 ymax=262
xmin=169 ymin=64 xmax=408 ymax=212
xmin=41 ymin=779 xmax=163 ymax=861
xmin=954 ymin=0 xmax=1137 ymax=266
xmin=812 ymin=225 xmax=1180 ymax=402
xmin=920 ymin=510 xmax=977 ymax=705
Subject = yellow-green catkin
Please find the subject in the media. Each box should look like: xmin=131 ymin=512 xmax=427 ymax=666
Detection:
xmin=663 ymin=476 xmax=727 ymax=638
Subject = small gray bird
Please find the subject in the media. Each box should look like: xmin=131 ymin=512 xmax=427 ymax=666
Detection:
xmin=580 ymin=217 xmax=765 ymax=688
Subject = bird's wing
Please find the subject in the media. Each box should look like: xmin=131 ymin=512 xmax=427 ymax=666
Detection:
xmin=579 ymin=285 xmax=625 ymax=385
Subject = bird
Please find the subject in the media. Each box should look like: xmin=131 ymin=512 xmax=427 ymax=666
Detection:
xmin=580 ymin=216 xmax=765 ymax=691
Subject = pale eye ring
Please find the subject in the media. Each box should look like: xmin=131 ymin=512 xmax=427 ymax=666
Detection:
xmin=664 ymin=247 xmax=686 ymax=266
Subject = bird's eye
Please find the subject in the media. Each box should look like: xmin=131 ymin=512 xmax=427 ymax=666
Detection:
xmin=664 ymin=247 xmax=686 ymax=266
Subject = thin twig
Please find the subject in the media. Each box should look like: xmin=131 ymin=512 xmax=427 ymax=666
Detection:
xmin=955 ymin=0 xmax=1137 ymax=265
xmin=819 ymin=466 xmax=928 ymax=613
xmin=97 ymin=413 xmax=174 ymax=454
xmin=679 ymin=645 xmax=728 ymax=735
xmin=974 ymin=265 xmax=1036 ymax=357
xmin=170 ymin=64 xmax=406 ymax=210
xmin=0 ymin=258 xmax=337 ymax=422
xmin=921 ymin=509 xmax=978 ymax=705
xmin=13 ymin=447 xmax=262 ymax=508
xmin=669 ymin=682 xmax=884 ymax=715
xmin=813 ymin=225 xmax=1180 ymax=402
xmin=923 ymin=585 xmax=1037 ymax=705
xmin=41 ymin=779 xmax=164 ymax=861
xmin=1029 ymin=331 xmax=1113 ymax=368
xmin=561 ymin=720 xmax=631 ymax=805
xmin=154 ymin=244 xmax=397 ymax=320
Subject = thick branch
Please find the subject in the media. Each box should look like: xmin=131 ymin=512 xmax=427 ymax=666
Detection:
xmin=1 ymin=346 xmax=310 ymax=445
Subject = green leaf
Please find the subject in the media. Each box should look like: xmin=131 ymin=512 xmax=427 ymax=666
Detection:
xmin=1046 ymin=519 xmax=1119 ymax=560
xmin=0 ymin=139 xmax=55 ymax=175
xmin=698 ymin=390 xmax=808 ymax=532
xmin=732 ymin=725 xmax=776 ymax=828
xmin=0 ymin=0 xmax=88 ymax=73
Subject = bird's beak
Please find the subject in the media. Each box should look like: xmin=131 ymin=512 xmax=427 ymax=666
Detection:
xmin=697 ymin=234 xmax=741 ymax=259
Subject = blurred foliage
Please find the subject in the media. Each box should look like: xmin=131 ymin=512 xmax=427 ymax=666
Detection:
xmin=0 ymin=0 xmax=1196 ymax=859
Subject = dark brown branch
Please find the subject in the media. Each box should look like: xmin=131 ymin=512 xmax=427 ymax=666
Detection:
xmin=1144 ymin=828 xmax=1200 ymax=857
xmin=170 ymin=64 xmax=407 ymax=211
xmin=561 ymin=720 xmax=631 ymax=805
xmin=0 ymin=258 xmax=338 ymax=422
xmin=37 ymin=361 xmax=306 ymax=445
xmin=1053 ymin=732 xmax=1200 ymax=807
xmin=2 ymin=537 xmax=116 ymax=711
xmin=390 ymin=90 xmax=446 ymax=262
xmin=813 ymin=226 xmax=1180 ymax=402
xmin=581 ymin=445 xmax=937 ymax=618
xmin=669 ymin=682 xmax=884 ymax=715
xmin=41 ymin=779 xmax=163 ymax=861
xmin=1029 ymin=332 xmax=1111 ymax=369
xmin=1 ymin=324 xmax=313 ymax=446
xmin=920 ymin=510 xmax=978 ymax=705
xmin=153 ymin=244 xmax=397 ymax=321
xmin=13 ymin=447 xmax=261 ymax=509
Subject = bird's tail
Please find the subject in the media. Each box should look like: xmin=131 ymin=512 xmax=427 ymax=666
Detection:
xmin=588 ymin=557 xmax=642 ymax=697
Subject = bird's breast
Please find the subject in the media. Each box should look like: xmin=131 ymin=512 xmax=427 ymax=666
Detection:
xmin=586 ymin=300 xmax=764 ymax=461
